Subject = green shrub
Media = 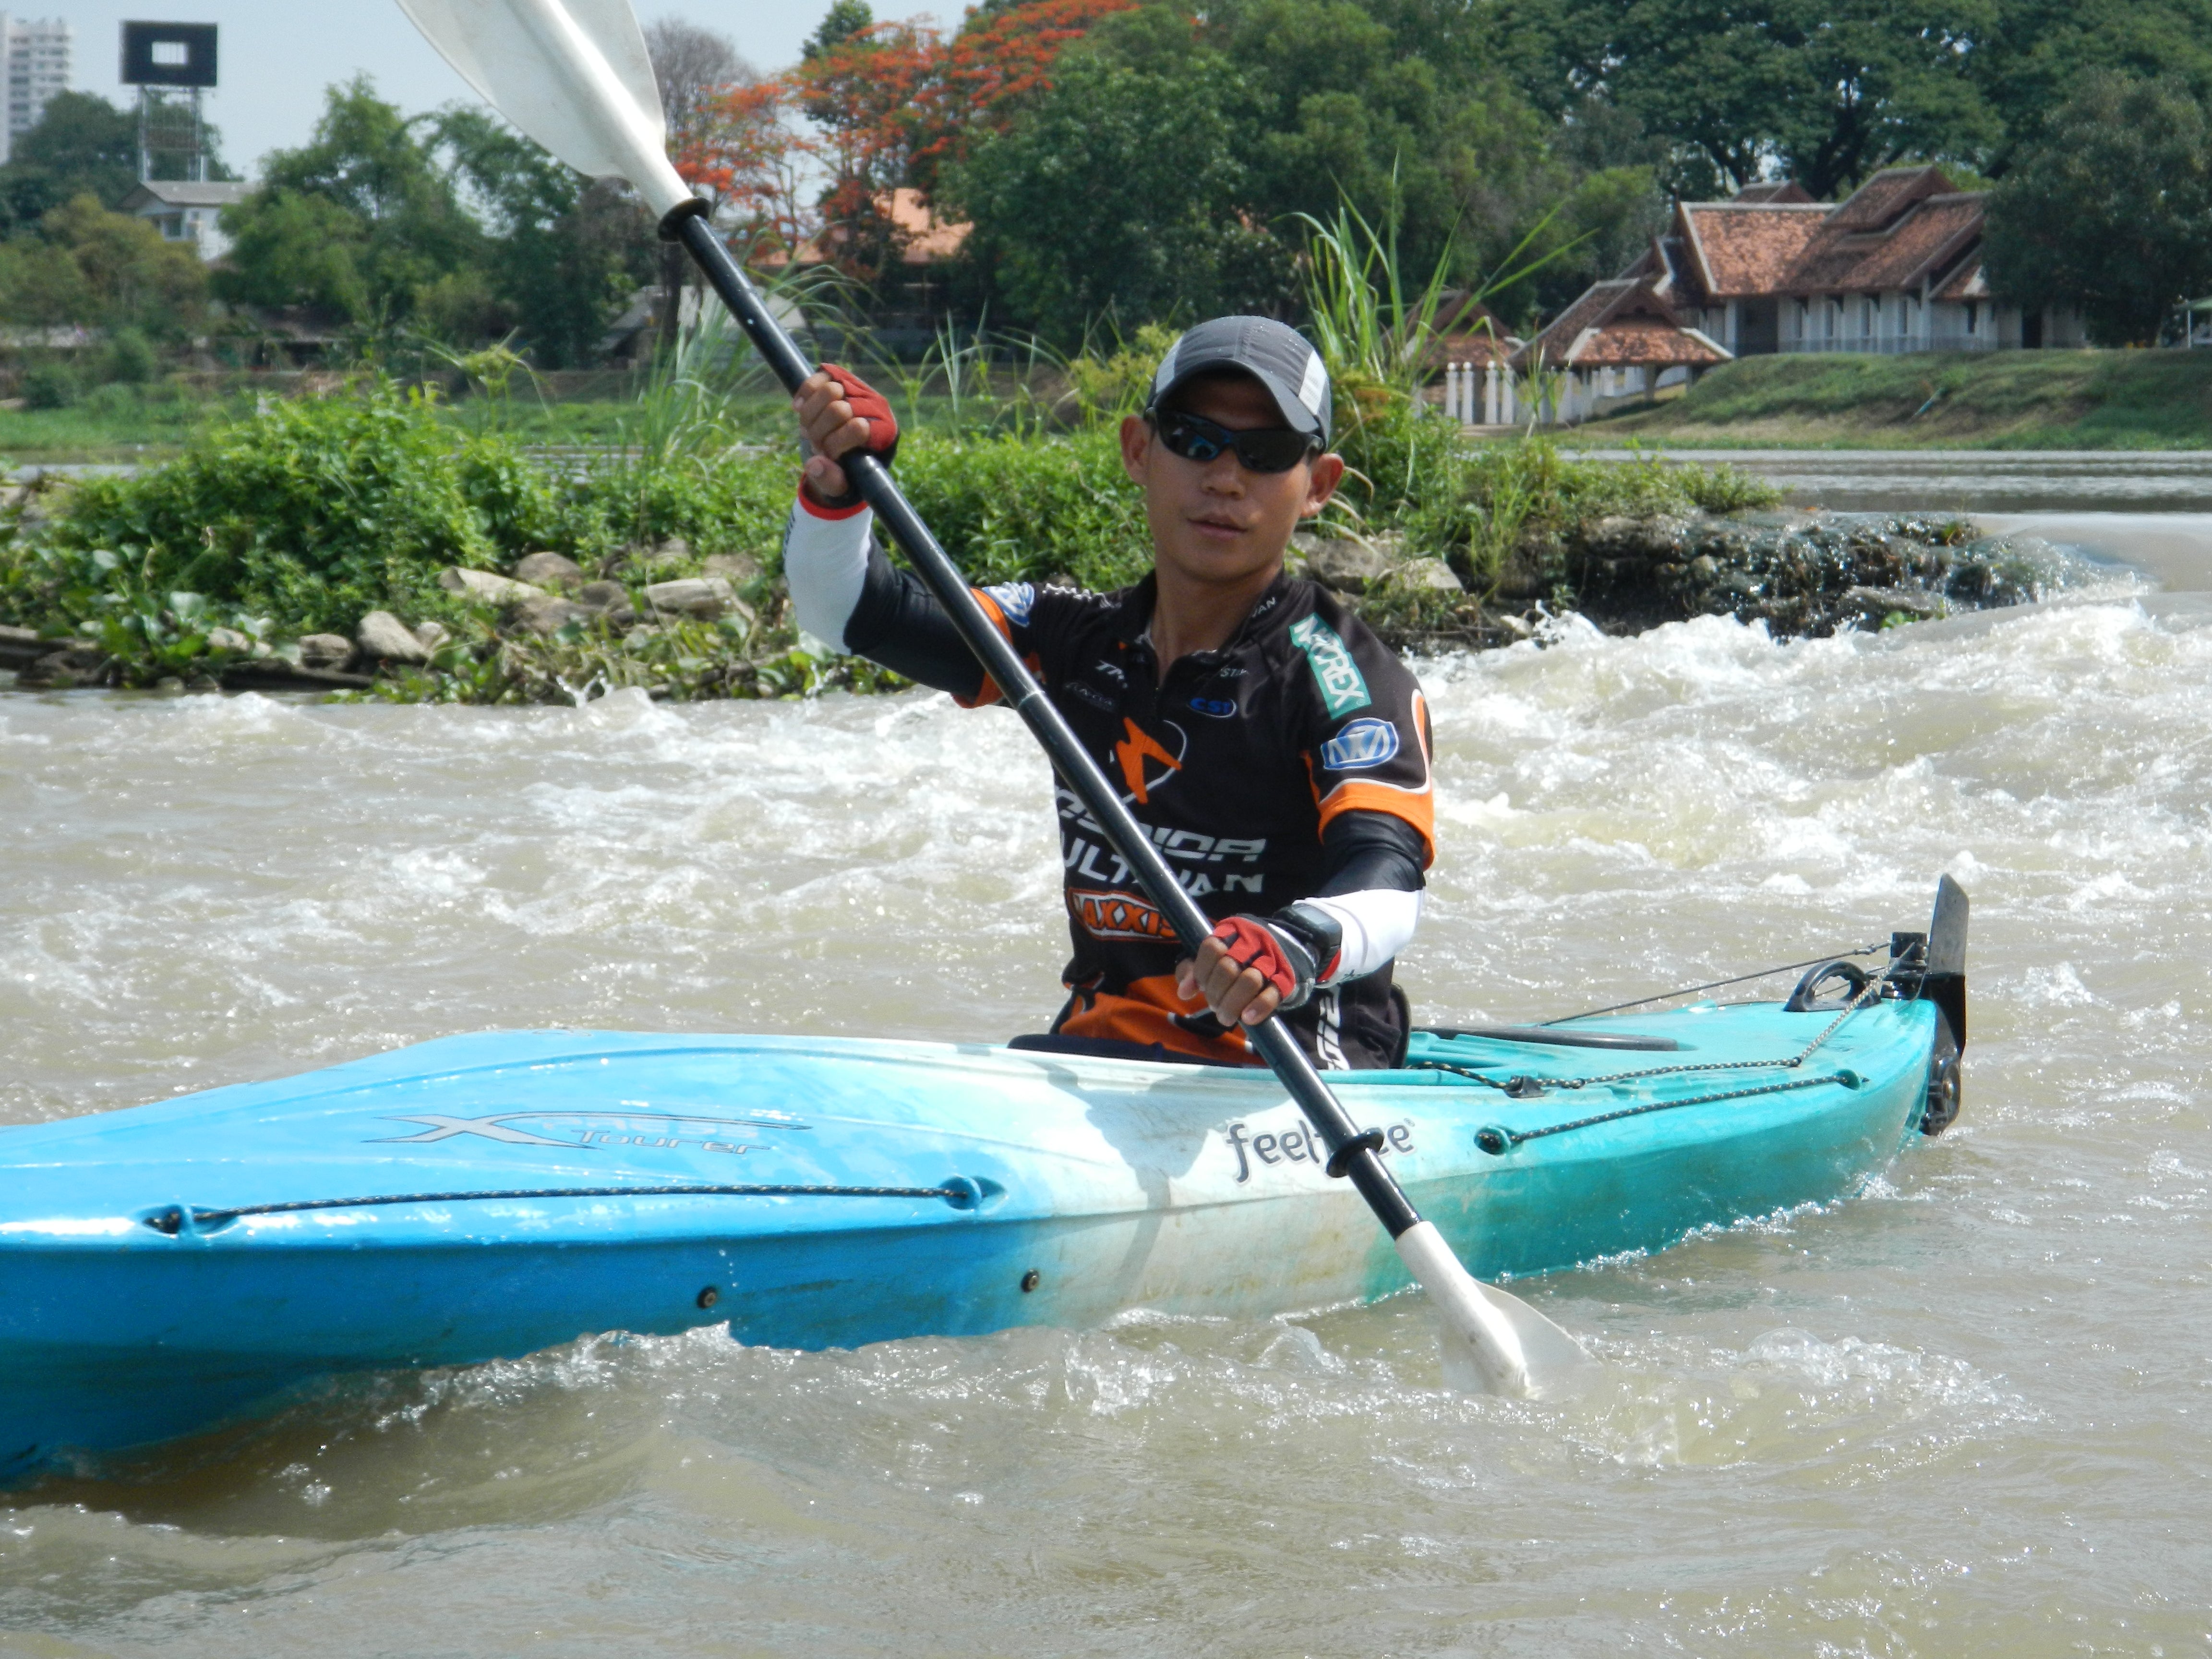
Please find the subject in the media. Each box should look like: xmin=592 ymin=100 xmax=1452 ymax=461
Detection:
xmin=48 ymin=385 xmax=536 ymax=632
xmin=20 ymin=362 xmax=79 ymax=410
xmin=889 ymin=427 xmax=1152 ymax=589
xmin=104 ymin=328 xmax=157 ymax=385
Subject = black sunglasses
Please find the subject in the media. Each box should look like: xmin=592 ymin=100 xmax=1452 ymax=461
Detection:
xmin=1150 ymin=408 xmax=1319 ymax=474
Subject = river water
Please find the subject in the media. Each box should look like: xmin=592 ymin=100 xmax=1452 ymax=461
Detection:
xmin=3 ymin=454 xmax=2210 ymax=1655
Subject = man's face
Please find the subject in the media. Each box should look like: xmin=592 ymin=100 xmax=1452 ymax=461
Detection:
xmin=1119 ymin=373 xmax=1345 ymax=592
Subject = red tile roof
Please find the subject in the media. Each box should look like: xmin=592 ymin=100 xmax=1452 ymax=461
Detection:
xmin=1789 ymin=192 xmax=1984 ymax=294
xmin=1658 ymin=168 xmax=1991 ymax=301
xmin=1677 ymin=203 xmax=1831 ymax=297
xmin=1825 ymin=165 xmax=1950 ymax=232
xmin=1512 ymin=279 xmax=1731 ymax=369
xmin=1566 ymin=320 xmax=1731 ymax=367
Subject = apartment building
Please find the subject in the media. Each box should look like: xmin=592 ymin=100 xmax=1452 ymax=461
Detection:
xmin=0 ymin=15 xmax=70 ymax=164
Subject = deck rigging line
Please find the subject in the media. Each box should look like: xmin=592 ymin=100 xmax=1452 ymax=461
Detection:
xmin=149 ymin=1182 xmax=964 ymax=1233
xmin=1421 ymin=975 xmax=1890 ymax=1149
xmin=1539 ymin=942 xmax=1890 ymax=1025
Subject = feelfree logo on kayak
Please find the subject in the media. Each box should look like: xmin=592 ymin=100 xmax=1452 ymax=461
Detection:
xmin=1223 ymin=1118 xmax=1413 ymax=1182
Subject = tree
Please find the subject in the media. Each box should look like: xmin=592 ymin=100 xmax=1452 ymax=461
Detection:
xmin=0 ymin=92 xmax=139 ymax=227
xmin=1984 ymin=72 xmax=2212 ymax=345
xmin=1962 ymin=0 xmax=2212 ymax=173
xmin=803 ymin=0 xmax=875 ymax=60
xmin=945 ymin=53 xmax=1287 ymax=339
xmin=437 ymin=107 xmax=654 ymax=363
xmin=218 ymin=78 xmax=482 ymax=326
xmin=1557 ymin=0 xmax=1999 ymax=199
xmin=646 ymin=20 xmax=753 ymax=168
xmin=645 ymin=20 xmax=751 ymax=354
xmin=0 ymin=194 xmax=207 ymax=331
xmin=937 ymin=0 xmax=1655 ymax=334
xmin=683 ymin=79 xmax=813 ymax=254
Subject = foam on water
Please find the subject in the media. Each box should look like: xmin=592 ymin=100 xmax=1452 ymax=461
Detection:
xmin=4 ymin=583 xmax=2211 ymax=1654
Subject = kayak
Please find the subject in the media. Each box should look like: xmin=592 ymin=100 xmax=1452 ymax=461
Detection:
xmin=0 ymin=885 xmax=1966 ymax=1479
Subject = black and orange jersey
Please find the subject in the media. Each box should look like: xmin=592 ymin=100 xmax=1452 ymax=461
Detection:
xmin=825 ymin=528 xmax=1436 ymax=1070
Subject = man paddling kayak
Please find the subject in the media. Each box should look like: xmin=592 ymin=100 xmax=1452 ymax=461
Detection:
xmin=782 ymin=317 xmax=1434 ymax=1070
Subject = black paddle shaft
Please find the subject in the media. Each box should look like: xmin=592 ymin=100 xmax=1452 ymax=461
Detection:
xmin=667 ymin=207 xmax=1421 ymax=1237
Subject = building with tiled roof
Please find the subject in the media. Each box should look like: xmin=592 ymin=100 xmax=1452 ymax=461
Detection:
xmin=1623 ymin=165 xmax=2083 ymax=357
xmin=1471 ymin=273 xmax=1730 ymax=425
xmin=1488 ymin=165 xmax=2088 ymax=424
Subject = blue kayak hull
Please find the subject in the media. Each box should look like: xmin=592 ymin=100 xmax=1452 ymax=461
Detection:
xmin=0 ymin=1003 xmax=1941 ymax=1477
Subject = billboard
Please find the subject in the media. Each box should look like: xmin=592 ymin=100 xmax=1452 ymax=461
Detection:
xmin=120 ymin=22 xmax=218 ymax=88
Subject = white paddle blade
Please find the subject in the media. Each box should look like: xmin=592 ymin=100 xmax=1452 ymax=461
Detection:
xmin=1395 ymin=1221 xmax=1592 ymax=1398
xmin=394 ymin=0 xmax=695 ymax=218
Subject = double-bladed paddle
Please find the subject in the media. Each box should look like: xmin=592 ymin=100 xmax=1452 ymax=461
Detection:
xmin=391 ymin=0 xmax=1589 ymax=1396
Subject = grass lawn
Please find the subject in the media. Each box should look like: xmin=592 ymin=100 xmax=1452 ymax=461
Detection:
xmin=0 ymin=383 xmax=1033 ymax=466
xmin=1576 ymin=349 xmax=2212 ymax=449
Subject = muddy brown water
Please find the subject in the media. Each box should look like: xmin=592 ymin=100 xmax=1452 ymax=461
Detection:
xmin=1 ymin=457 xmax=2208 ymax=1653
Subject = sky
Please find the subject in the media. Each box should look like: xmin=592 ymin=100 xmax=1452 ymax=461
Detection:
xmin=40 ymin=0 xmax=926 ymax=175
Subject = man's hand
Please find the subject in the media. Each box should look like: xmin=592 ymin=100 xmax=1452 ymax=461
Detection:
xmin=1175 ymin=915 xmax=1316 ymax=1028
xmin=795 ymin=363 xmax=898 ymax=508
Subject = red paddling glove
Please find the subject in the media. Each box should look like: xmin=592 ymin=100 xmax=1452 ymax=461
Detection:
xmin=801 ymin=362 xmax=900 ymax=511
xmin=1209 ymin=914 xmax=1321 ymax=1012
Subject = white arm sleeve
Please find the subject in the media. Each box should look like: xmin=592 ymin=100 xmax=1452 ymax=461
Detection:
xmin=1298 ymin=889 xmax=1425 ymax=983
xmin=781 ymin=495 xmax=875 ymax=652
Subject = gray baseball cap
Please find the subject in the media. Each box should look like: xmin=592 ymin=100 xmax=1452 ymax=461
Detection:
xmin=1148 ymin=315 xmax=1333 ymax=446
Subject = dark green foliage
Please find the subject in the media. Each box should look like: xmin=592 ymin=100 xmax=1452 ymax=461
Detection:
xmin=216 ymin=79 xmax=486 ymax=328
xmin=49 ymin=388 xmax=527 ymax=632
xmin=944 ymin=55 xmax=1289 ymax=342
xmin=0 ymin=92 xmax=140 ymax=223
xmin=433 ymin=110 xmax=656 ymax=366
xmin=103 ymin=328 xmax=157 ymax=386
xmin=0 ymin=195 xmax=209 ymax=335
xmin=891 ymin=427 xmax=1152 ymax=587
xmin=1984 ymin=73 xmax=2212 ymax=345
xmin=941 ymin=0 xmax=1667 ymax=337
xmin=19 ymin=363 xmax=77 ymax=410
xmin=213 ymin=81 xmax=652 ymax=363
xmin=1551 ymin=0 xmax=2000 ymax=199
xmin=1966 ymin=0 xmax=2212 ymax=170
xmin=805 ymin=0 xmax=875 ymax=58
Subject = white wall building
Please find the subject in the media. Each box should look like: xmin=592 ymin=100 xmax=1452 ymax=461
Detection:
xmin=120 ymin=178 xmax=252 ymax=262
xmin=1618 ymin=168 xmax=2087 ymax=358
xmin=0 ymin=15 xmax=70 ymax=164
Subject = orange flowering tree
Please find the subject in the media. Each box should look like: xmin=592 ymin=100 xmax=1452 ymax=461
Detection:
xmin=679 ymin=0 xmax=1136 ymax=285
xmin=674 ymin=78 xmax=815 ymax=258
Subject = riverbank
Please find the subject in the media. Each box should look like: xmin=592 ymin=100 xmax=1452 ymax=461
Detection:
xmin=1582 ymin=350 xmax=2212 ymax=450
xmin=0 ymin=384 xmax=1818 ymax=702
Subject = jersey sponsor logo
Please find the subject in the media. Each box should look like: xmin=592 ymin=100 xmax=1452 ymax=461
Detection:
xmin=1069 ymin=681 xmax=1117 ymax=711
xmin=1288 ymin=614 xmax=1371 ymax=717
xmin=984 ymin=581 xmax=1036 ymax=625
xmin=1319 ymin=717 xmax=1400 ymax=770
xmin=1188 ymin=695 xmax=1237 ymax=718
xmin=1113 ymin=717 xmax=1184 ymax=804
xmin=1069 ymin=886 xmax=1176 ymax=941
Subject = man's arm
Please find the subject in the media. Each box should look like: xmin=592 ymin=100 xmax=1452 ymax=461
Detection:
xmin=783 ymin=362 xmax=1006 ymax=697
xmin=783 ymin=499 xmax=986 ymax=698
xmin=1278 ymin=809 xmax=1428 ymax=985
xmin=1181 ymin=810 xmax=1425 ymax=1023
